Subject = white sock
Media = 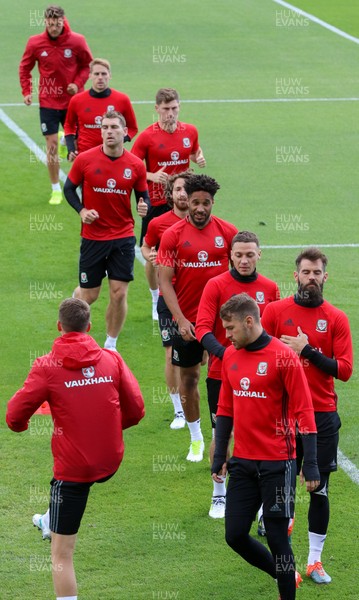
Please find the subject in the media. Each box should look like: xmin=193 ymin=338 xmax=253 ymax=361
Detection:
xmin=105 ymin=335 xmax=118 ymax=349
xmin=170 ymin=393 xmax=183 ymax=414
xmin=52 ymin=183 xmax=61 ymax=192
xmin=308 ymin=531 xmax=326 ymax=564
xmin=258 ymin=504 xmax=263 ymax=522
xmin=187 ymin=419 xmax=203 ymax=442
xmin=42 ymin=508 xmax=50 ymax=528
xmin=213 ymin=473 xmax=227 ymax=497
xmin=150 ymin=288 xmax=159 ymax=303
xmin=211 ymin=428 xmax=215 ymax=440
xmin=57 ymin=597 xmax=77 ymax=600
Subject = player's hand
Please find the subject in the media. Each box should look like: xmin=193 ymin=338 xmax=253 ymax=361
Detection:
xmin=24 ymin=94 xmax=32 ymax=105
xmin=137 ymin=198 xmax=148 ymax=218
xmin=149 ymin=246 xmax=158 ymax=267
xmin=299 ymin=469 xmax=319 ymax=492
xmin=151 ymin=166 xmax=168 ymax=185
xmin=67 ymin=83 xmax=78 ymax=96
xmin=196 ymin=152 xmax=206 ymax=168
xmin=68 ymin=150 xmax=78 ymax=162
xmin=280 ymin=326 xmax=309 ymax=355
xmin=177 ymin=318 xmax=196 ymax=341
xmin=212 ymin=463 xmax=227 ymax=482
xmin=79 ymin=208 xmax=99 ymax=224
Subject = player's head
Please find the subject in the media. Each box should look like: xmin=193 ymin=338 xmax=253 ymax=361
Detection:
xmin=44 ymin=5 xmax=65 ymax=38
xmin=184 ymin=174 xmax=220 ymax=229
xmin=57 ymin=298 xmax=91 ymax=333
xmin=165 ymin=169 xmax=193 ymax=210
xmin=220 ymin=293 xmax=261 ymax=349
xmin=294 ymin=247 xmax=328 ymax=305
xmin=231 ymin=231 xmax=261 ymax=277
xmin=101 ymin=111 xmax=128 ymax=146
xmin=155 ymin=88 xmax=180 ymax=131
xmin=90 ymin=59 xmax=111 ymax=92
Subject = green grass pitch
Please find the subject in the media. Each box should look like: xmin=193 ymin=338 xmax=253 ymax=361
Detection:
xmin=0 ymin=1 xmax=358 ymax=598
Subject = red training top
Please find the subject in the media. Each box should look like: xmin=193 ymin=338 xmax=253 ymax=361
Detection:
xmin=157 ymin=216 xmax=237 ymax=322
xmin=261 ymin=297 xmax=353 ymax=412
xmin=196 ymin=271 xmax=280 ymax=379
xmin=217 ymin=338 xmax=317 ymax=461
xmin=68 ymin=146 xmax=148 ymax=240
xmin=19 ymin=19 xmax=92 ymax=109
xmin=6 ymin=332 xmax=145 ymax=482
xmin=64 ymin=89 xmax=138 ymax=152
xmin=131 ymin=121 xmax=199 ymax=206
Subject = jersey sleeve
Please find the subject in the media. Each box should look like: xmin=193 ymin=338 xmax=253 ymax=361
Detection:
xmin=6 ymin=359 xmax=50 ymax=432
xmin=114 ymin=353 xmax=145 ymax=429
xmin=67 ymin=153 xmax=85 ymax=186
xmin=279 ymin=348 xmax=317 ymax=435
xmin=332 ymin=311 xmax=353 ymax=381
xmin=19 ymin=39 xmax=36 ymax=97
xmin=260 ymin=302 xmax=276 ymax=335
xmin=134 ymin=160 xmax=148 ymax=193
xmin=144 ymin=219 xmax=160 ymax=248
xmin=216 ymin=349 xmax=234 ymax=418
xmin=131 ymin=131 xmax=147 ymax=160
xmin=195 ymin=278 xmax=221 ymax=343
xmin=157 ymin=228 xmax=178 ymax=268
xmin=64 ymin=95 xmax=78 ymax=136
xmin=121 ymin=96 xmax=138 ymax=141
xmin=190 ymin=125 xmax=199 ymax=153
xmin=72 ymin=36 xmax=93 ymax=90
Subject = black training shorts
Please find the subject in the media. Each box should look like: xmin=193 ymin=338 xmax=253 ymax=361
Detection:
xmin=79 ymin=236 xmax=135 ymax=288
xmin=39 ymin=107 xmax=67 ymax=136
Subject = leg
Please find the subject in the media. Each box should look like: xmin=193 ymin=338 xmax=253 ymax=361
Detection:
xmin=179 ymin=364 xmax=201 ymax=423
xmin=306 ymin=473 xmax=332 ymax=583
xmin=45 ymin=133 xmax=60 ymax=185
xmin=51 ymin=532 xmax=78 ymax=597
xmin=265 ymin=518 xmax=295 ymax=600
xmin=106 ymin=279 xmax=129 ymax=337
xmin=165 ymin=346 xmax=180 ymax=395
xmin=145 ymin=261 xmax=159 ymax=320
xmin=75 ymin=286 xmax=101 ymax=305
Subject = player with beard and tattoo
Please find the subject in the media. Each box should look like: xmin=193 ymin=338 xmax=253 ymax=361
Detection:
xmin=261 ymin=247 xmax=353 ymax=586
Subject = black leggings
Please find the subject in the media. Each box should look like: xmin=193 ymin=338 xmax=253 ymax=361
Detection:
xmin=308 ymin=472 xmax=330 ymax=534
xmin=225 ymin=515 xmax=296 ymax=600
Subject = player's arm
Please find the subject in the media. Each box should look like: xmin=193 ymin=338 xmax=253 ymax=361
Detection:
xmin=112 ymin=353 xmax=145 ymax=429
xmin=6 ymin=362 xmax=50 ymax=432
xmin=63 ymin=98 xmax=78 ymax=160
xmin=64 ymin=176 xmax=99 ymax=223
xmin=196 ymin=281 xmax=225 ymax=357
xmin=122 ymin=98 xmax=138 ymax=142
xmin=134 ymin=190 xmax=150 ymax=218
xmin=141 ymin=240 xmax=158 ymax=267
xmin=19 ymin=40 xmax=36 ymax=104
xmin=158 ymin=265 xmax=195 ymax=341
xmin=212 ymin=353 xmax=233 ymax=480
xmin=190 ymin=146 xmax=206 ymax=168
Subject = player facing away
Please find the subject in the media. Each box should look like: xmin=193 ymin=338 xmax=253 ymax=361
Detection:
xmin=6 ymin=298 xmax=145 ymax=600
xmin=64 ymin=110 xmax=150 ymax=351
xmin=64 ymin=57 xmax=138 ymax=160
xmin=141 ymin=171 xmax=192 ymax=430
xmin=131 ymin=88 xmax=206 ymax=320
xmin=261 ymin=247 xmax=353 ymax=585
xmin=157 ymin=174 xmax=237 ymax=462
xmin=212 ymin=293 xmax=320 ymax=600
xmin=19 ymin=5 xmax=93 ymax=205
xmin=196 ymin=231 xmax=280 ymax=518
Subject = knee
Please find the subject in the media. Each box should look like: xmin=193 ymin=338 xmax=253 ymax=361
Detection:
xmin=181 ymin=371 xmax=200 ymax=390
xmin=225 ymin=528 xmax=246 ymax=551
xmin=110 ymin=285 xmax=128 ymax=304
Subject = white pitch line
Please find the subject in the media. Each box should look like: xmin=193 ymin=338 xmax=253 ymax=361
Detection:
xmin=262 ymin=244 xmax=359 ymax=249
xmin=272 ymin=0 xmax=359 ymax=45
xmin=1 ymin=106 xmax=358 ymax=485
xmin=338 ymin=450 xmax=359 ymax=485
xmin=2 ymin=97 xmax=359 ymax=108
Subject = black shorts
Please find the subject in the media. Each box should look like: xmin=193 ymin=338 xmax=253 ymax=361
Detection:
xmin=79 ymin=236 xmax=135 ymax=288
xmin=226 ymin=457 xmax=296 ymax=520
xmin=140 ymin=204 xmax=170 ymax=246
xmin=39 ymin=107 xmax=67 ymax=136
xmin=296 ymin=411 xmax=341 ymax=474
xmin=157 ymin=296 xmax=177 ymax=347
xmin=206 ymin=377 xmax=222 ymax=428
xmin=49 ymin=473 xmax=115 ymax=535
xmin=172 ymin=328 xmax=204 ymax=368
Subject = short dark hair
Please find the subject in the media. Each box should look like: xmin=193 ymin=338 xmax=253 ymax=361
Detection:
xmin=58 ymin=298 xmax=90 ymax=332
xmin=184 ymin=174 xmax=220 ymax=199
xmin=155 ymin=88 xmax=179 ymax=105
xmin=101 ymin=110 xmax=126 ymax=128
xmin=220 ymin=293 xmax=260 ymax=324
xmin=164 ymin=169 xmax=194 ymax=206
xmin=44 ymin=5 xmax=65 ymax=18
xmin=231 ymin=231 xmax=260 ymax=248
xmin=295 ymin=247 xmax=328 ymax=271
